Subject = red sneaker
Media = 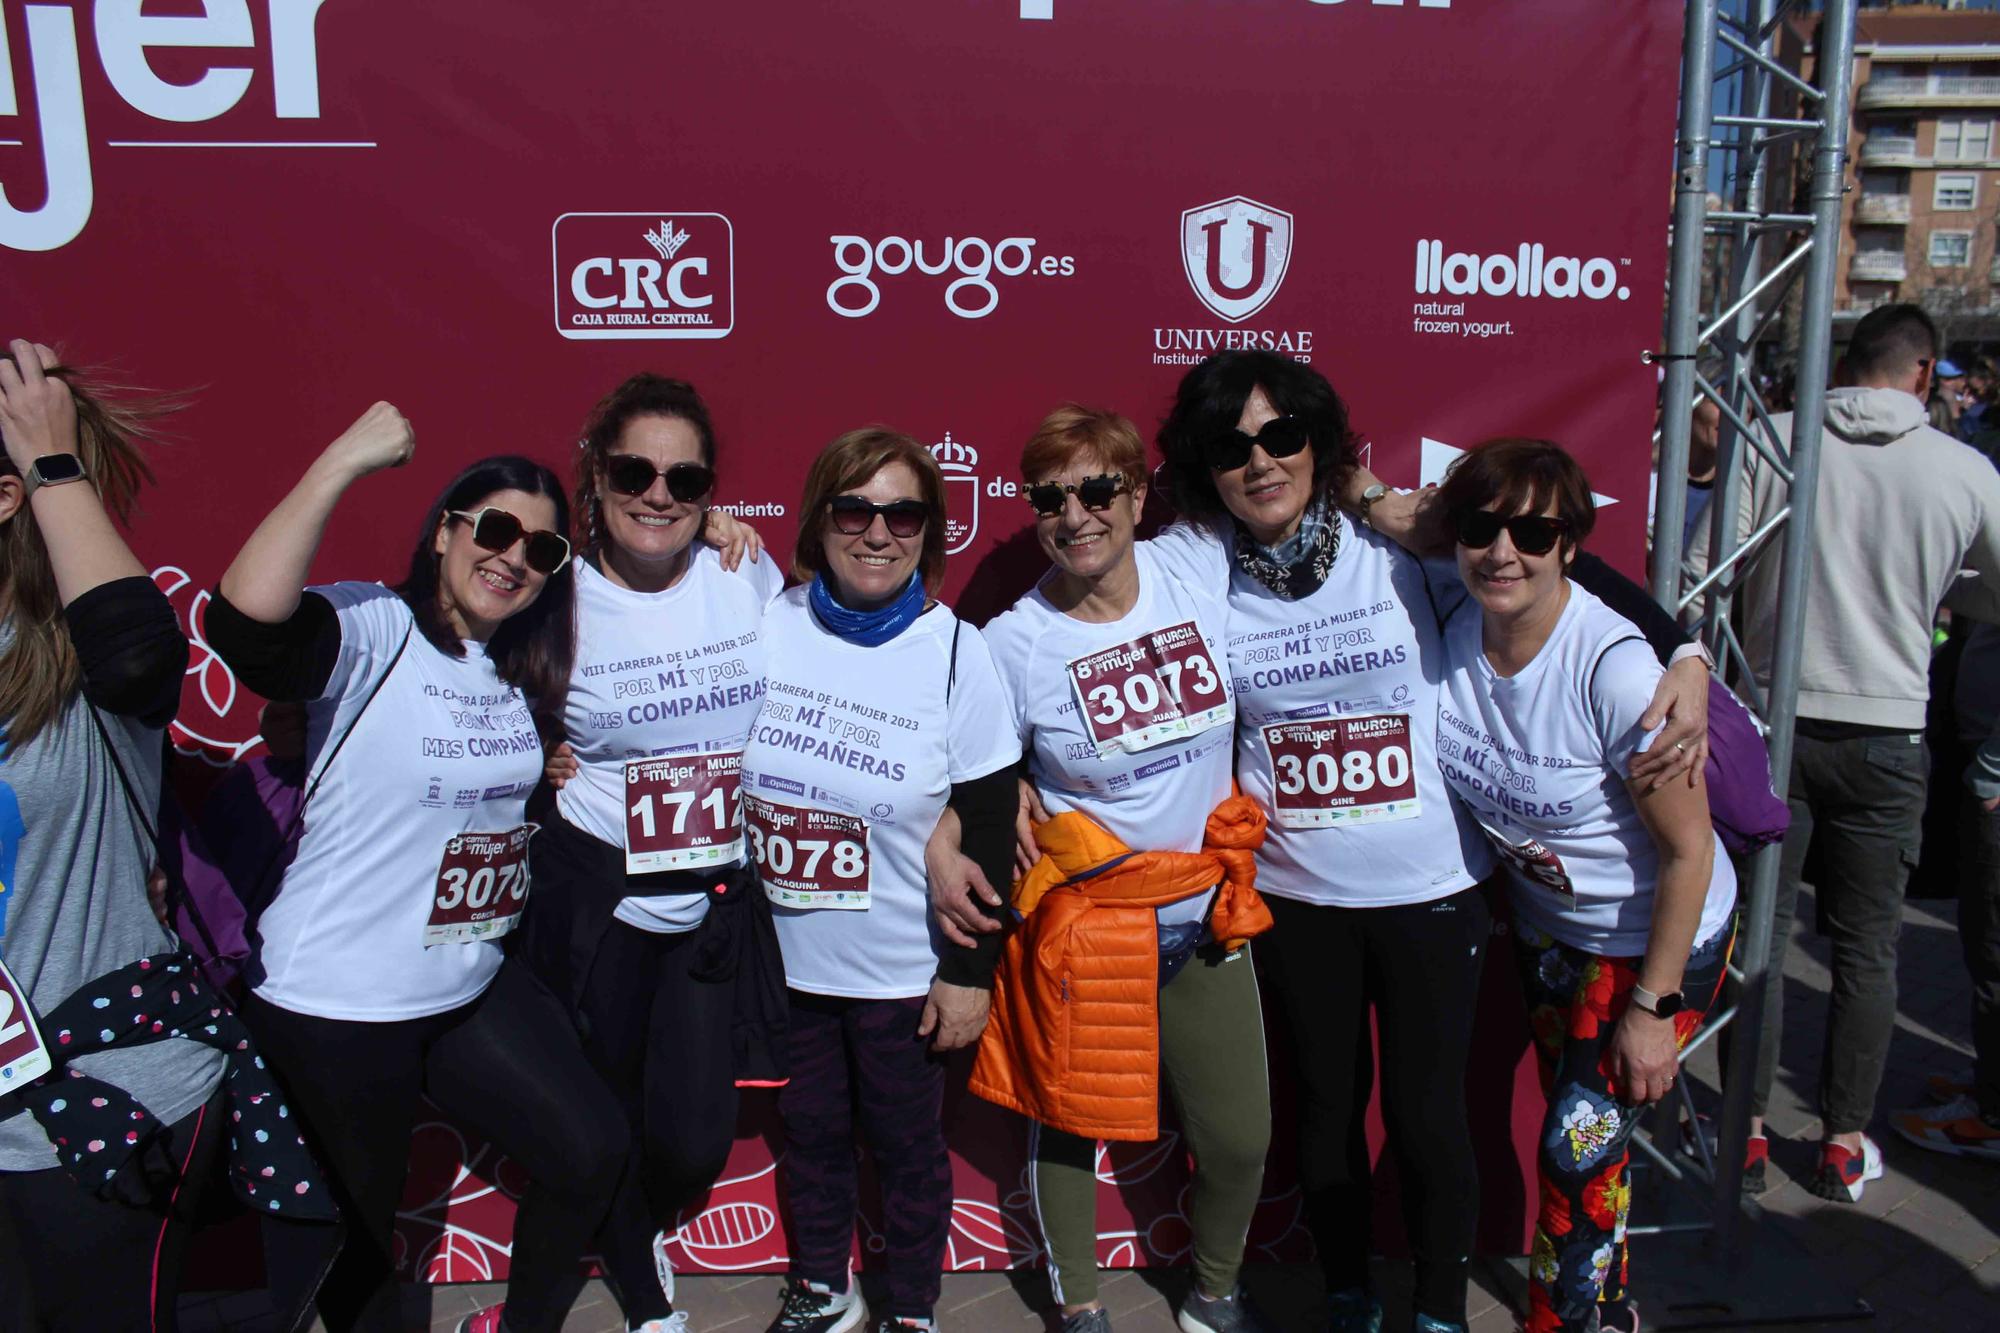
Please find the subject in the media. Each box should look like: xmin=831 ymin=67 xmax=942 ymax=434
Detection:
xmin=455 ymin=1305 xmax=505 ymax=1333
xmin=1742 ymin=1133 xmax=1770 ymax=1195
xmin=1806 ymin=1134 xmax=1883 ymax=1202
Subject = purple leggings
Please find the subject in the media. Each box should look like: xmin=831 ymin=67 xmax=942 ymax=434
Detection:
xmin=778 ymin=989 xmax=951 ymax=1320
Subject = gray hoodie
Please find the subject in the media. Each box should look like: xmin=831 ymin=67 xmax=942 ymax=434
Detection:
xmin=1687 ymin=386 xmax=2000 ymax=729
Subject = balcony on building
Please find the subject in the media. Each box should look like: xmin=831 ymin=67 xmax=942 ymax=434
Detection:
xmin=1853 ymin=194 xmax=1913 ymax=224
xmin=1851 ymin=251 xmax=1909 ymax=281
xmin=1858 ymin=133 xmax=1925 ymax=166
xmin=1858 ymin=74 xmax=2000 ymax=110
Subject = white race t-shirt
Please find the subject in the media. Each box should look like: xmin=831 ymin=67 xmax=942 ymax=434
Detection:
xmin=1436 ymin=583 xmax=1736 ymax=956
xmin=981 ymin=543 xmax=1236 ymax=930
xmin=742 ymin=589 xmax=1020 ymax=998
xmin=252 ymin=583 xmax=545 ymax=1021
xmin=1148 ymin=516 xmax=1495 ymax=908
xmin=558 ymin=550 xmax=783 ymax=932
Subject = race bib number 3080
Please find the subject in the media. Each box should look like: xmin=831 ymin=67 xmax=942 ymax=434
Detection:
xmin=1264 ymin=713 xmax=1419 ymax=828
xmin=1067 ymin=620 xmax=1231 ymax=756
xmin=0 ymin=956 xmax=51 ymax=1091
xmin=625 ymin=750 xmax=745 ymax=875
xmin=746 ymin=797 xmax=870 ymax=910
xmin=426 ymin=825 xmax=535 ymax=946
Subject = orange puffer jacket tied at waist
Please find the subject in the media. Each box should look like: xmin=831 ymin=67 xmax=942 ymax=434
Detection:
xmin=967 ymin=791 xmax=1271 ymax=1142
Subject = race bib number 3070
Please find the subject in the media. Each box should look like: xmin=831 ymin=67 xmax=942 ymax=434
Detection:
xmin=1067 ymin=620 xmax=1231 ymax=756
xmin=0 ymin=956 xmax=51 ymax=1091
xmin=426 ymin=825 xmax=535 ymax=946
xmin=746 ymin=797 xmax=871 ymax=910
xmin=1264 ymin=713 xmax=1419 ymax=828
xmin=625 ymin=750 xmax=745 ymax=875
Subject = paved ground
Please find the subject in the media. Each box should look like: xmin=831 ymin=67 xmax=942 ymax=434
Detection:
xmin=178 ymin=885 xmax=1999 ymax=1332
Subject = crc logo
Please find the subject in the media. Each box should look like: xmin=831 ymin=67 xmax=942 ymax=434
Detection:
xmin=929 ymin=432 xmax=982 ymax=554
xmin=827 ymin=235 xmax=1075 ymax=320
xmin=1181 ymin=196 xmax=1294 ymax=324
xmin=1414 ymin=241 xmax=1630 ymax=301
xmin=553 ymin=213 xmax=735 ymax=340
xmin=3 ymin=1 xmax=345 ymax=252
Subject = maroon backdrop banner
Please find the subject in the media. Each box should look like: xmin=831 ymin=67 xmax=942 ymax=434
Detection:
xmin=5 ymin=0 xmax=1682 ymax=1283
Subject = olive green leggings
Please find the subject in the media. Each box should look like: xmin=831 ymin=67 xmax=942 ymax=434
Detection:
xmin=1030 ymin=942 xmax=1272 ymax=1306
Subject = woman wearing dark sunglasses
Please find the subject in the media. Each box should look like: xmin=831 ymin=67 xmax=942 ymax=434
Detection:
xmin=516 ymin=373 xmax=786 ymax=1333
xmin=205 ymin=408 xmax=632 ymax=1333
xmin=742 ymin=428 xmax=1019 ymax=1333
xmin=1433 ymin=440 xmax=1735 ymax=1333
xmin=971 ymin=405 xmax=1276 ymax=1333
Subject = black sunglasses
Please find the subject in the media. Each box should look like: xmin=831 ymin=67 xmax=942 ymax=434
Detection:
xmin=604 ymin=454 xmax=715 ymax=502
xmin=448 ymin=507 xmax=573 ymax=575
xmin=1453 ymin=508 xmax=1571 ymax=557
xmin=1025 ymin=473 xmax=1129 ymax=517
xmin=827 ymin=495 xmax=929 ymax=539
xmin=1204 ymin=415 xmax=1310 ymax=473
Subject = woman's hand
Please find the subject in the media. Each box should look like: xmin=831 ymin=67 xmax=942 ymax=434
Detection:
xmin=0 ymin=339 xmax=76 ymax=468
xmin=543 ymin=740 xmax=580 ymax=790
xmin=927 ymin=808 xmax=1003 ymax=948
xmin=1014 ymin=778 xmax=1050 ymax=879
xmin=1630 ymin=656 xmax=1709 ymax=791
xmin=917 ymin=978 xmax=992 ymax=1052
xmin=1367 ymin=485 xmax=1450 ymax=556
xmin=701 ymin=507 xmax=764 ymax=571
xmin=1606 ymin=1004 xmax=1681 ymax=1105
xmin=316 ymin=401 xmax=413 ymax=482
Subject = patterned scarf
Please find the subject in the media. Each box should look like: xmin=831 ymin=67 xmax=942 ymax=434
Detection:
xmin=1231 ymin=499 xmax=1339 ymax=601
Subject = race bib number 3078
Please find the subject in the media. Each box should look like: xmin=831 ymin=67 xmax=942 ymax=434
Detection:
xmin=1067 ymin=620 xmax=1231 ymax=756
xmin=1264 ymin=713 xmax=1419 ymax=828
xmin=426 ymin=825 xmax=535 ymax=946
xmin=0 ymin=956 xmax=51 ymax=1091
xmin=746 ymin=797 xmax=870 ymax=910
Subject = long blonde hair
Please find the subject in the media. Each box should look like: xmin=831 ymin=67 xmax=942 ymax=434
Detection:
xmin=0 ymin=358 xmax=174 ymax=747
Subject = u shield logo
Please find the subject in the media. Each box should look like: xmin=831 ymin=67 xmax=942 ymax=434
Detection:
xmin=1180 ymin=196 xmax=1294 ymax=324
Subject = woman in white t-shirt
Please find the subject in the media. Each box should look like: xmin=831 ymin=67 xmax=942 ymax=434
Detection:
xmin=974 ymin=406 xmax=1276 ymax=1333
xmin=206 ymin=409 xmax=629 ymax=1333
xmin=742 ymin=428 xmax=1019 ymax=1333
xmin=1431 ymin=439 xmax=1736 ymax=1333
xmin=518 ymin=374 xmax=784 ymax=1333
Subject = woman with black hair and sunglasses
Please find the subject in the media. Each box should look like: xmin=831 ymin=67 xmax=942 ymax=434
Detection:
xmin=205 ymin=406 xmax=631 ymax=1333
xmin=1431 ymin=439 xmax=1734 ymax=1333
xmin=518 ymin=374 xmax=785 ymax=1333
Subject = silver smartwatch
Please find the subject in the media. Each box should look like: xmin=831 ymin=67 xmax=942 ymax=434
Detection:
xmin=21 ymin=452 xmax=87 ymax=500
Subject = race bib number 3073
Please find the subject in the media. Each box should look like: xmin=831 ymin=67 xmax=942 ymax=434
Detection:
xmin=625 ymin=750 xmax=744 ymax=875
xmin=0 ymin=956 xmax=51 ymax=1091
xmin=746 ymin=797 xmax=870 ymax=910
xmin=1264 ymin=713 xmax=1419 ymax=828
xmin=426 ymin=825 xmax=535 ymax=946
xmin=1067 ymin=620 xmax=1231 ymax=756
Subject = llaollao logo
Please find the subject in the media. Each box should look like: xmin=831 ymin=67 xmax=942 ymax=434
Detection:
xmin=1180 ymin=196 xmax=1294 ymax=324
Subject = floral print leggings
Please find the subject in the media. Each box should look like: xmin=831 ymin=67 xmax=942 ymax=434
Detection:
xmin=1514 ymin=921 xmax=1734 ymax=1333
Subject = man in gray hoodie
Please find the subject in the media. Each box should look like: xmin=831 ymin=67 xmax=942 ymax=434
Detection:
xmin=1687 ymin=303 xmax=2000 ymax=1200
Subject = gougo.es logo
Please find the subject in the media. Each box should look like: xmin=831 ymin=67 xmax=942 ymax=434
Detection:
xmin=826 ymin=234 xmax=1075 ymax=319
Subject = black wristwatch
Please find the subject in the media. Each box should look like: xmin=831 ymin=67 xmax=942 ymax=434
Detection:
xmin=22 ymin=452 xmax=87 ymax=500
xmin=1630 ymin=984 xmax=1685 ymax=1018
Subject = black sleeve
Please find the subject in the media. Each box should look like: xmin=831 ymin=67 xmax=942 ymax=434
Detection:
xmin=934 ymin=764 xmax=1019 ymax=990
xmin=204 ymin=588 xmax=343 ymax=702
xmin=1569 ymin=552 xmax=1690 ymax=665
xmin=64 ymin=576 xmax=189 ymax=727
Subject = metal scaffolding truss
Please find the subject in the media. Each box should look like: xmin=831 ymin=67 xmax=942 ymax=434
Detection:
xmin=1647 ymin=0 xmax=1858 ymax=1255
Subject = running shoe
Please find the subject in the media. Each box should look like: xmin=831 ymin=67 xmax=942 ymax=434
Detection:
xmin=1923 ymin=1068 xmax=1976 ymax=1104
xmin=1742 ymin=1133 xmax=1770 ymax=1196
xmin=633 ymin=1316 xmax=690 ymax=1333
xmin=1325 ymin=1286 xmax=1383 ymax=1333
xmin=1889 ymin=1093 xmax=2000 ymax=1162
xmin=1805 ymin=1133 xmax=1884 ymax=1202
xmin=1412 ymin=1314 xmax=1470 ymax=1333
xmin=1178 ymin=1285 xmax=1276 ymax=1333
xmin=1060 ymin=1309 xmax=1113 ymax=1333
xmin=456 ymin=1306 xmax=505 ymax=1333
xmin=766 ymin=1276 xmax=865 ymax=1333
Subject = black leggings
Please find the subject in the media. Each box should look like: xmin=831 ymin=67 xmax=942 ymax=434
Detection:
xmin=241 ymin=957 xmax=628 ymax=1333
xmin=573 ymin=917 xmax=738 ymax=1323
xmin=0 ymin=1083 xmax=225 ymax=1333
xmin=1261 ymin=886 xmax=1491 ymax=1325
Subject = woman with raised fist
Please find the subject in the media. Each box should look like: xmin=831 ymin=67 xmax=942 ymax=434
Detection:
xmin=206 ymin=406 xmax=628 ymax=1333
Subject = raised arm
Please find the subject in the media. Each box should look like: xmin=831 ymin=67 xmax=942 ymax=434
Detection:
xmin=217 ymin=401 xmax=413 ymax=623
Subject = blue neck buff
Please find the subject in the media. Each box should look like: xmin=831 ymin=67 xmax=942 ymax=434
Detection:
xmin=809 ymin=573 xmax=926 ymax=646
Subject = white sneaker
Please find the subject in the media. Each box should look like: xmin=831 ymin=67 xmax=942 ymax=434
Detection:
xmin=634 ymin=1316 xmax=691 ymax=1333
xmin=652 ymin=1228 xmax=677 ymax=1306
